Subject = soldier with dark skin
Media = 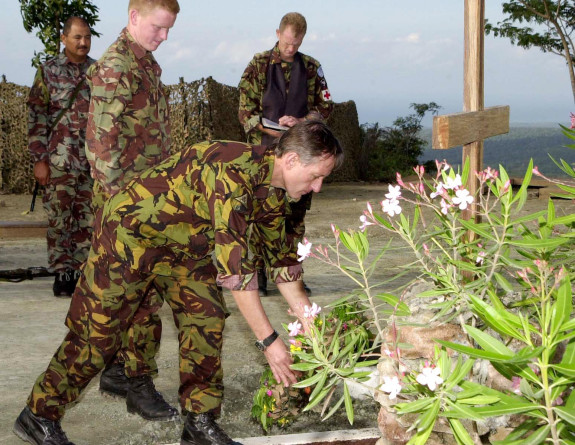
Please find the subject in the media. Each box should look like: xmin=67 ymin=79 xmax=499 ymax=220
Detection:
xmin=13 ymin=121 xmax=343 ymax=445
xmin=85 ymin=0 xmax=179 ymax=422
xmin=27 ymin=16 xmax=95 ymax=297
xmin=238 ymin=12 xmax=333 ymax=296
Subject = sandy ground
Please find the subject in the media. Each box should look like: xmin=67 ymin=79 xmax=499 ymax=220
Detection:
xmin=1 ymin=181 xmax=573 ymax=445
xmin=0 ymin=183 xmax=390 ymax=445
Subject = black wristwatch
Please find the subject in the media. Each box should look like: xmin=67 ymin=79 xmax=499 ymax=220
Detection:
xmin=255 ymin=329 xmax=279 ymax=352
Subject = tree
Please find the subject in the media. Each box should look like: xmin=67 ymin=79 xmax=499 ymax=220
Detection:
xmin=20 ymin=0 xmax=100 ymax=67
xmin=485 ymin=0 xmax=575 ymax=102
xmin=359 ymin=102 xmax=441 ymax=182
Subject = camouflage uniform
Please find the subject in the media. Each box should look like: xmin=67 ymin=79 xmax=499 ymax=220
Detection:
xmin=238 ymin=42 xmax=333 ymax=145
xmin=85 ymin=27 xmax=171 ymax=377
xmin=238 ymin=43 xmax=333 ymax=275
xmin=27 ymin=141 xmax=302 ymax=419
xmin=28 ymin=52 xmax=95 ymax=273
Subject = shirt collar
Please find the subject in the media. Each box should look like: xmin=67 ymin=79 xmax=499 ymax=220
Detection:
xmin=122 ymin=27 xmax=149 ymax=61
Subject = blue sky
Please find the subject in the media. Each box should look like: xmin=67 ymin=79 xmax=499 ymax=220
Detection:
xmin=2 ymin=0 xmax=573 ymax=127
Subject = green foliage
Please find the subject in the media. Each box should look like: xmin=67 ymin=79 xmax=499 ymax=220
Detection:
xmin=485 ymin=0 xmax=575 ymax=101
xmin=360 ymin=102 xmax=441 ymax=182
xmin=281 ymin=140 xmax=575 ymax=442
xmin=20 ymin=0 xmax=100 ymax=67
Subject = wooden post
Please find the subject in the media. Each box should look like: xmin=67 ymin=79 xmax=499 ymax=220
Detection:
xmin=432 ymin=0 xmax=510 ymax=223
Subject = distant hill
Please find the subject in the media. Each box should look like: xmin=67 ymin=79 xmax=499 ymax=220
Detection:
xmin=418 ymin=126 xmax=575 ymax=178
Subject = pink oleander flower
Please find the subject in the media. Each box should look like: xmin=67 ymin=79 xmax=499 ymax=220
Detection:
xmin=381 ymin=198 xmax=402 ymax=217
xmin=414 ymin=165 xmax=425 ymax=176
xmin=501 ymin=179 xmax=511 ymax=194
xmin=297 ymin=239 xmax=312 ymax=262
xmin=532 ymin=166 xmax=541 ymax=176
xmin=385 ymin=184 xmax=402 ymax=200
xmin=396 ymin=172 xmax=404 ymax=187
xmin=444 ymin=174 xmax=462 ymax=190
xmin=416 ymin=365 xmax=443 ymax=391
xmin=430 ymin=182 xmax=444 ymax=199
xmin=571 ymin=112 xmax=575 ymax=129
xmin=452 ymin=189 xmax=474 ymax=210
xmin=476 ymin=251 xmax=486 ymax=265
xmin=266 ymin=389 xmax=273 ymax=396
xmin=381 ymin=375 xmax=402 ymax=400
xmin=288 ymin=321 xmax=302 ymax=336
xmin=480 ymin=167 xmax=498 ymax=181
xmin=511 ymin=376 xmax=521 ymax=395
xmin=440 ymin=199 xmax=450 ymax=215
xmin=359 ymin=214 xmax=374 ymax=232
xmin=304 ymin=302 xmax=321 ymax=319
xmin=330 ymin=223 xmax=339 ymax=237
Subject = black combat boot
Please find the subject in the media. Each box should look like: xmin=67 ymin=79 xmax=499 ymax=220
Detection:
xmin=13 ymin=406 xmax=75 ymax=445
xmin=52 ymin=271 xmax=73 ymax=298
xmin=181 ymin=412 xmax=242 ymax=445
xmin=257 ymin=269 xmax=268 ymax=297
xmin=126 ymin=375 xmax=179 ymax=421
xmin=100 ymin=362 xmax=129 ymax=398
xmin=64 ymin=269 xmax=81 ymax=296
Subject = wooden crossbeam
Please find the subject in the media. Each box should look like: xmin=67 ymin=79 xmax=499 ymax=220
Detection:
xmin=432 ymin=105 xmax=510 ymax=150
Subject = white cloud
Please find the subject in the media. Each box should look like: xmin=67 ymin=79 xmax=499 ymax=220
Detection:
xmin=395 ymin=32 xmax=420 ymax=44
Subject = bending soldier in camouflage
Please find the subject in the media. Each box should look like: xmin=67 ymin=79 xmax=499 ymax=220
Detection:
xmin=27 ymin=16 xmax=95 ymax=298
xmin=84 ymin=0 xmax=179 ymax=423
xmin=14 ymin=121 xmax=343 ymax=445
xmin=238 ymin=12 xmax=333 ymax=297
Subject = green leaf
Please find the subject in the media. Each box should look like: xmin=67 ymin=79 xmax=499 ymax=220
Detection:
xmin=417 ymin=398 xmax=440 ymax=433
xmin=444 ymin=356 xmax=474 ymax=391
xmin=442 ymin=399 xmax=483 ymax=421
xmin=343 ymin=382 xmax=354 ymax=425
xmin=436 ymin=340 xmax=514 ymax=362
xmin=554 ymin=272 xmax=572 ymax=329
xmin=321 ymin=394 xmax=345 ymax=421
xmin=555 ymin=406 xmax=575 ymax=426
xmin=339 ymin=231 xmax=358 ymax=253
xmin=562 ymin=340 xmax=575 ymax=367
xmin=395 ymin=397 xmax=434 ymax=414
xmin=457 ymin=395 xmax=500 ymax=405
xmin=448 ymin=418 xmax=475 ymax=445
xmin=551 ymin=363 xmax=575 ymax=378
xmin=292 ymin=370 xmax=326 ymax=388
xmin=464 ymin=325 xmax=513 ymax=355
xmin=507 ymin=237 xmax=569 ymax=249
xmin=522 ymin=424 xmax=551 ymax=445
xmin=494 ymin=273 xmax=514 ymax=293
xmin=291 ymin=362 xmax=322 ymax=371
xmin=472 ymin=401 xmax=538 ymax=417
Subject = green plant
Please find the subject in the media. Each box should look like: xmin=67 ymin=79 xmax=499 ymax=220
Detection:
xmin=287 ymin=151 xmax=575 ymax=443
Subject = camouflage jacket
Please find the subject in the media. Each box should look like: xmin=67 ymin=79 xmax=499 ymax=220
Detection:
xmin=238 ymin=42 xmax=333 ymax=144
xmin=101 ymin=140 xmax=302 ymax=291
xmin=28 ymin=52 xmax=95 ymax=169
xmin=86 ymin=27 xmax=171 ymax=197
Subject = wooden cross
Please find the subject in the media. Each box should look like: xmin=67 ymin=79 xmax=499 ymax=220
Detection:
xmin=431 ymin=0 xmax=510 ymax=222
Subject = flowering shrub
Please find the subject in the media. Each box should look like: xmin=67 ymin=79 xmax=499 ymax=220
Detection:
xmin=289 ymin=144 xmax=575 ymax=444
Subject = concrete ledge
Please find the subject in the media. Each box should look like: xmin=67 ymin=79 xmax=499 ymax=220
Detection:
xmin=165 ymin=428 xmax=380 ymax=445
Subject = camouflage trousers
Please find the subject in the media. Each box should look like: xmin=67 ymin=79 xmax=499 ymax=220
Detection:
xmin=92 ymin=181 xmax=164 ymax=379
xmin=27 ymin=217 xmax=227 ymax=421
xmin=43 ymin=165 xmax=94 ymax=272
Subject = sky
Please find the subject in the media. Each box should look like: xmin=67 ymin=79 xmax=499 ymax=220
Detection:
xmin=1 ymin=0 xmax=573 ymax=128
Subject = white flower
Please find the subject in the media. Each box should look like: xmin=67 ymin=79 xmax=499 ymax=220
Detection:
xmin=288 ymin=321 xmax=302 ymax=336
xmin=297 ymin=239 xmax=312 ymax=262
xmin=304 ymin=302 xmax=321 ymax=318
xmin=452 ymin=188 xmax=474 ymax=210
xmin=416 ymin=366 xmax=443 ymax=391
xmin=381 ymin=198 xmax=402 ymax=217
xmin=385 ymin=184 xmax=402 ymax=200
xmin=380 ymin=375 xmax=402 ymax=400
xmin=444 ymin=174 xmax=462 ymax=190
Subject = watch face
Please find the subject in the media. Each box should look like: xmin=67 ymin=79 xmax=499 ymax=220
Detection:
xmin=255 ymin=341 xmax=265 ymax=351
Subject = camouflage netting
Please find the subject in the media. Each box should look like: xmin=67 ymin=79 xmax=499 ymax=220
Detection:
xmin=0 ymin=76 xmax=360 ymax=193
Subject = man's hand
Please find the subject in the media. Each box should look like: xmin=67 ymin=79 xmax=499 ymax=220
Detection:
xmin=33 ymin=161 xmax=50 ymax=185
xmin=279 ymin=115 xmax=303 ymax=128
xmin=264 ymin=338 xmax=300 ymax=387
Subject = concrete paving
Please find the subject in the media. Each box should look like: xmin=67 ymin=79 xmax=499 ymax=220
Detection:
xmin=0 ymin=187 xmax=382 ymax=445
